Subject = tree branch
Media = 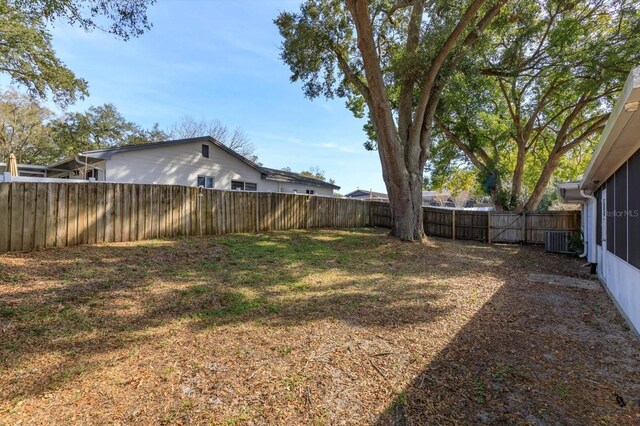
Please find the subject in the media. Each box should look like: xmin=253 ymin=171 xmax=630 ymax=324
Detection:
xmin=434 ymin=115 xmax=491 ymax=174
xmin=398 ymin=1 xmax=424 ymax=142
xmin=560 ymin=114 xmax=609 ymax=154
xmin=410 ymin=0 xmax=487 ymax=145
xmin=417 ymin=0 xmax=507 ymax=166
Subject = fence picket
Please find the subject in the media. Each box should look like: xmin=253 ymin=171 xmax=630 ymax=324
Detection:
xmin=0 ymin=184 xmax=8 ymax=251
xmin=56 ymin=184 xmax=68 ymax=247
xmin=96 ymin=184 xmax=105 ymax=243
xmin=22 ymin=183 xmax=37 ymax=251
xmin=45 ymin=184 xmax=58 ymax=248
xmin=34 ymin=183 xmax=47 ymax=250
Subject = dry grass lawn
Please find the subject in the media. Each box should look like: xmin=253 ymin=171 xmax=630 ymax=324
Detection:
xmin=1 ymin=228 xmax=639 ymax=425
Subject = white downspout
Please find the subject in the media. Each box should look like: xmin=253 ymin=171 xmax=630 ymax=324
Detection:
xmin=578 ymin=200 xmax=588 ymax=258
xmin=580 ymin=190 xmax=597 ymax=263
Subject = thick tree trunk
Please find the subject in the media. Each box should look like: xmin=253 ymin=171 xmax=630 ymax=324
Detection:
xmin=375 ymin=132 xmax=426 ymax=241
xmin=385 ymin=164 xmax=425 ymax=241
xmin=346 ymin=0 xmax=427 ymax=242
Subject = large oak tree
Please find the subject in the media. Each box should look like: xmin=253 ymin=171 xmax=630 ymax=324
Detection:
xmin=276 ymin=0 xmax=508 ymax=240
xmin=432 ymin=0 xmax=640 ymax=211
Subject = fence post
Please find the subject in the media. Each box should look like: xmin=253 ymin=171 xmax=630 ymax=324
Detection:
xmin=452 ymin=210 xmax=456 ymax=240
xmin=198 ymin=188 xmax=203 ymax=237
xmin=521 ymin=212 xmax=526 ymax=244
xmin=487 ymin=212 xmax=492 ymax=244
xmin=255 ymin=193 xmax=259 ymax=233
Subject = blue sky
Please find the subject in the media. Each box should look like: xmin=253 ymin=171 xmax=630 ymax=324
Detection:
xmin=46 ymin=0 xmax=386 ymax=193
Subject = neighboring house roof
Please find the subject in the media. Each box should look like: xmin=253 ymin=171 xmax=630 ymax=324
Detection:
xmin=579 ymin=66 xmax=640 ymax=191
xmin=344 ymin=189 xmax=388 ymax=200
xmin=72 ymin=136 xmax=267 ymax=175
xmin=422 ymin=190 xmax=451 ymax=199
xmin=261 ymin=167 xmax=340 ymax=190
xmin=0 ymin=163 xmax=55 ymax=177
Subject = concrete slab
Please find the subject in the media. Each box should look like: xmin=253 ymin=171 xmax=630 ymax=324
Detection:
xmin=527 ymin=273 xmax=600 ymax=291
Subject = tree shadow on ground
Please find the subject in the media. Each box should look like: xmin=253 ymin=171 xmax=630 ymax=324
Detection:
xmin=4 ymin=226 xmax=624 ymax=422
xmin=1 ymin=228 xmax=488 ymax=403
xmin=373 ymin=255 xmax=640 ymax=424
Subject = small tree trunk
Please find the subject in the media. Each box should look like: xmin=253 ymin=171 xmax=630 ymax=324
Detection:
xmin=523 ymin=153 xmax=561 ymax=211
xmin=511 ymin=143 xmax=526 ymax=209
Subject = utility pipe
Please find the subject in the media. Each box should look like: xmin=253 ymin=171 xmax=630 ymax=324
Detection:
xmin=580 ymin=189 xmax=597 ymax=263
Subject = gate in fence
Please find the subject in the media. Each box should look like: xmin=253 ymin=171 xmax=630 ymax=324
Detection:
xmin=369 ymin=202 xmax=579 ymax=244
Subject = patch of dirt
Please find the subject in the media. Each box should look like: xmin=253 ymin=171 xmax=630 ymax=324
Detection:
xmin=528 ymin=273 xmax=600 ymax=290
xmin=0 ymin=229 xmax=638 ymax=425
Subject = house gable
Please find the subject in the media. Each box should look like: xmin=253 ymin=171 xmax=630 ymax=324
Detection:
xmin=42 ymin=136 xmax=338 ymax=196
xmin=103 ymin=139 xmax=272 ymax=191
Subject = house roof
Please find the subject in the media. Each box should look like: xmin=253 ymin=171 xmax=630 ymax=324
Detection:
xmin=72 ymin=136 xmax=268 ymax=175
xmin=344 ymin=189 xmax=388 ymax=199
xmin=422 ymin=190 xmax=451 ymax=198
xmin=580 ymin=66 xmax=640 ymax=191
xmin=557 ymin=180 xmax=585 ymax=203
xmin=261 ymin=167 xmax=340 ymax=190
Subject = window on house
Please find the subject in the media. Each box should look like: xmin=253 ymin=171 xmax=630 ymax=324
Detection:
xmin=231 ymin=181 xmax=257 ymax=191
xmin=197 ymin=175 xmax=214 ymax=189
xmin=306 ymin=189 xmax=315 ymax=195
xmin=201 ymin=144 xmax=209 ymax=158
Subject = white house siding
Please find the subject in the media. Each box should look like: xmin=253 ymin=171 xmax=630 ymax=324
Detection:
xmin=104 ymin=141 xmax=267 ymax=191
xmin=597 ymin=244 xmax=640 ymax=334
xmin=274 ymin=183 xmax=335 ymax=197
xmin=591 ymin=148 xmax=640 ymax=334
xmin=97 ymin=141 xmax=335 ymax=195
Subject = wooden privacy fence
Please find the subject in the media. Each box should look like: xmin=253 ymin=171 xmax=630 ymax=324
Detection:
xmin=0 ymin=182 xmax=370 ymax=253
xmin=370 ymin=202 xmax=579 ymax=244
xmin=0 ymin=183 xmax=580 ymax=253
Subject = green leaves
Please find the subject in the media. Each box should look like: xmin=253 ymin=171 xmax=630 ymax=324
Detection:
xmin=275 ymin=0 xmax=355 ymax=101
xmin=13 ymin=0 xmax=156 ymax=41
xmin=0 ymin=91 xmax=168 ymax=164
xmin=49 ymin=103 xmax=167 ymax=160
xmin=432 ymin=0 xmax=640 ymax=210
xmin=0 ymin=1 xmax=88 ymax=107
xmin=0 ymin=0 xmax=155 ymax=106
xmin=0 ymin=88 xmax=55 ymax=163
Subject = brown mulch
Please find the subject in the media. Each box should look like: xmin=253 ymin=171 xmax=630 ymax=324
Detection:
xmin=0 ymin=228 xmax=638 ymax=425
